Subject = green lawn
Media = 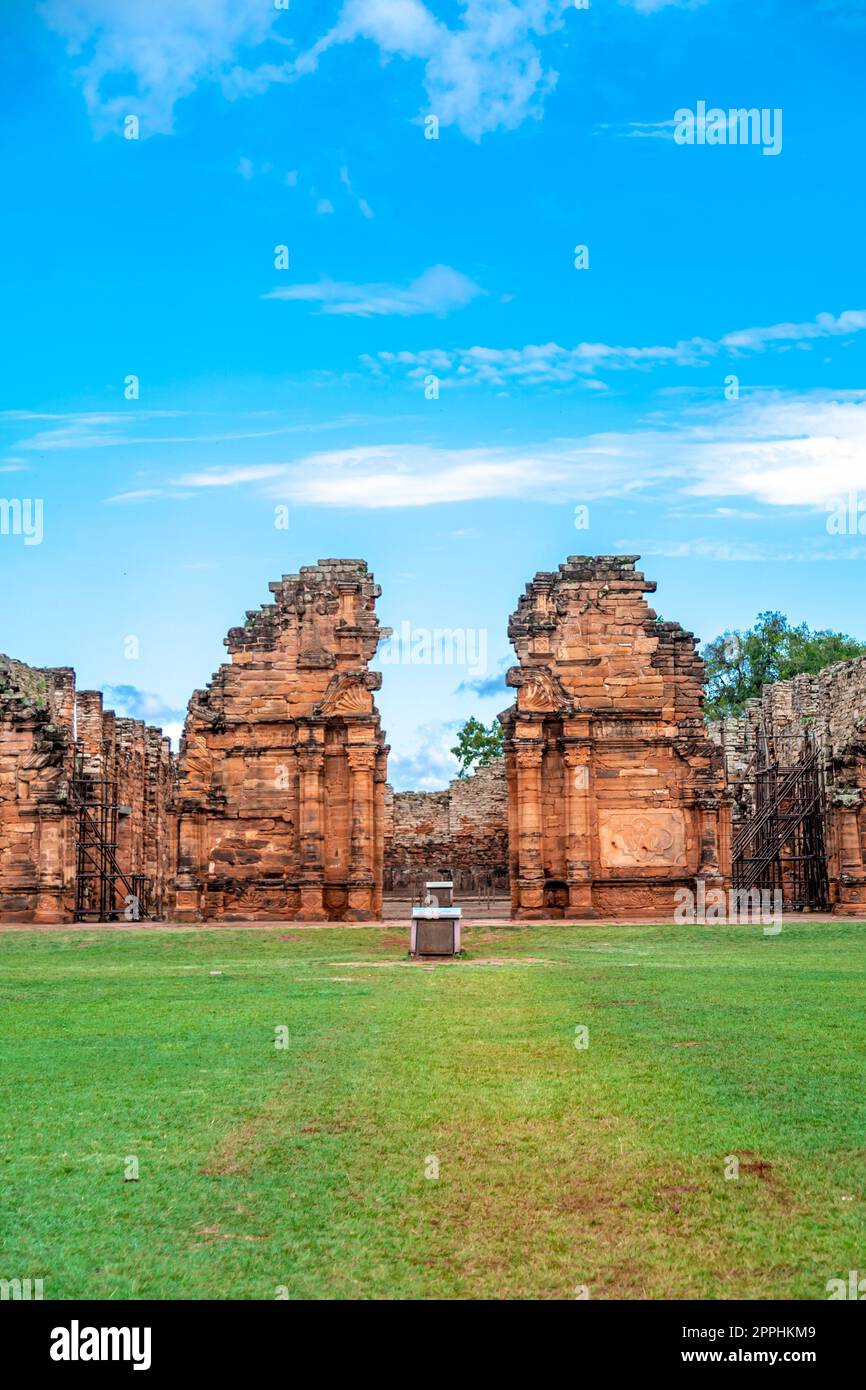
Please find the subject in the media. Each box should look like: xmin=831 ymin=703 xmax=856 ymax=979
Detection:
xmin=1 ymin=919 xmax=865 ymax=1300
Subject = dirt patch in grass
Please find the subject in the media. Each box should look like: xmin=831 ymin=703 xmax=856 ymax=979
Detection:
xmin=734 ymin=1150 xmax=775 ymax=1181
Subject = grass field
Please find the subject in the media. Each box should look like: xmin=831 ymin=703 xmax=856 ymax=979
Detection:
xmin=1 ymin=918 xmax=865 ymax=1300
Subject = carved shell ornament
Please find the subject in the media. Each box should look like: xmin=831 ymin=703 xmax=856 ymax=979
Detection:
xmin=510 ymin=666 xmax=571 ymax=715
xmin=317 ymin=675 xmax=373 ymax=716
xmin=518 ymin=677 xmax=557 ymax=713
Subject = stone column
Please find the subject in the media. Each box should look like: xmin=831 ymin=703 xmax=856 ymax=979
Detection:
xmin=562 ymin=743 xmax=594 ymax=918
xmin=75 ymin=691 xmax=104 ymax=778
xmin=514 ymin=743 xmax=545 ymax=917
xmin=33 ymin=808 xmax=67 ymax=923
xmin=696 ymin=796 xmax=725 ymax=894
xmin=298 ymin=737 xmax=327 ymax=920
xmin=836 ymin=804 xmax=866 ymax=914
xmin=175 ymin=810 xmax=206 ymax=921
xmin=346 ymin=745 xmax=376 ymax=920
xmin=373 ymin=749 xmax=388 ymax=917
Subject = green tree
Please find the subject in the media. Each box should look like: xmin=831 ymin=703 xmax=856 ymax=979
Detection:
xmin=703 ymin=611 xmax=866 ymax=720
xmin=451 ymin=716 xmax=504 ymax=778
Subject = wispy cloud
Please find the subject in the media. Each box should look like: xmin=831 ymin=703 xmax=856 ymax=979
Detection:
xmin=455 ymin=658 xmax=510 ymax=697
xmin=618 ymin=539 xmax=866 ymax=562
xmin=37 ymin=0 xmax=279 ymax=137
xmin=229 ymin=0 xmax=572 ymax=142
xmin=38 ymin=0 xmax=712 ymax=142
xmin=109 ymin=391 xmax=866 ymax=513
xmin=363 ymin=309 xmax=866 ymax=386
xmin=263 ymin=265 xmax=484 ymax=318
xmin=10 ymin=411 xmax=403 ymax=455
xmin=340 ymin=165 xmax=374 ymax=219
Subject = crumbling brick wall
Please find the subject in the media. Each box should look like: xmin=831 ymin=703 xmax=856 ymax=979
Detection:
xmin=174 ymin=559 xmax=389 ymax=921
xmin=0 ymin=656 xmax=175 ymax=921
xmin=500 ymin=556 xmax=729 ymax=919
xmin=0 ymin=656 xmax=75 ymax=921
xmin=384 ymin=759 xmax=508 ymax=892
xmin=708 ymin=657 xmax=866 ymax=914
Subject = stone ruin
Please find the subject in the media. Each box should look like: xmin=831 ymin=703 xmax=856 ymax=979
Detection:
xmin=500 ymin=555 xmax=728 ymax=918
xmin=383 ymin=759 xmax=509 ymax=898
xmin=708 ymin=658 xmax=866 ymax=915
xmin=175 ymin=559 xmax=389 ymax=922
xmin=1 ymin=553 xmax=865 ymax=923
xmin=0 ymin=654 xmax=174 ymax=922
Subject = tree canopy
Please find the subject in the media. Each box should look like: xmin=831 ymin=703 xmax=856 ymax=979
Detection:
xmin=702 ymin=611 xmax=866 ymax=720
xmin=450 ymin=716 xmax=504 ymax=778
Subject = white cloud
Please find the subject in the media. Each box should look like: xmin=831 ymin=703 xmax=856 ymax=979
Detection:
xmin=365 ymin=308 xmax=866 ymax=385
xmin=683 ymin=394 xmax=866 ymax=508
xmin=263 ymin=264 xmax=484 ymax=317
xmin=720 ymin=310 xmax=866 ymax=353
xmin=100 ymin=682 xmax=185 ymax=725
xmin=126 ymin=391 xmax=866 ymax=514
xmin=618 ymin=538 xmax=866 ymax=562
xmin=229 ymin=0 xmax=574 ymax=140
xmin=175 ymin=465 xmax=287 ymax=489
xmin=38 ymin=0 xmax=280 ymax=136
xmin=385 ymin=720 xmax=461 ymax=791
xmin=16 ymin=411 xmax=185 ymax=452
xmin=38 ymin=0 xmax=706 ymax=141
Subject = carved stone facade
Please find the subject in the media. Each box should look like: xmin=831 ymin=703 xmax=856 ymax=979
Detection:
xmin=500 ymin=556 xmax=729 ymax=918
xmin=174 ymin=560 xmax=389 ymax=922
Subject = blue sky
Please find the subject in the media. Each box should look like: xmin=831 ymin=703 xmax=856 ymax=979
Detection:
xmin=2 ymin=0 xmax=865 ymax=787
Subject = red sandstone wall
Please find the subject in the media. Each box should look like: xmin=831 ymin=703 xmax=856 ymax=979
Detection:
xmin=0 ymin=658 xmax=175 ymax=922
xmin=384 ymin=759 xmax=508 ymax=892
xmin=174 ymin=559 xmax=388 ymax=922
xmin=501 ymin=555 xmax=729 ymax=919
xmin=0 ymin=657 xmax=75 ymax=921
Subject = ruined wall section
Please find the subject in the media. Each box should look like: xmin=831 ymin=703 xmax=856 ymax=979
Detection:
xmin=384 ymin=759 xmax=508 ymax=891
xmin=501 ymin=555 xmax=729 ymax=919
xmin=0 ymin=656 xmax=75 ymax=920
xmin=0 ymin=657 xmax=175 ymax=921
xmin=175 ymin=559 xmax=389 ymax=921
xmin=708 ymin=657 xmax=866 ymax=913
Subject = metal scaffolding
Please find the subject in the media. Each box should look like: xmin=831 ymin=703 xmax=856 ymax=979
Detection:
xmin=71 ymin=752 xmax=151 ymax=921
xmin=731 ymin=727 xmax=830 ymax=911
